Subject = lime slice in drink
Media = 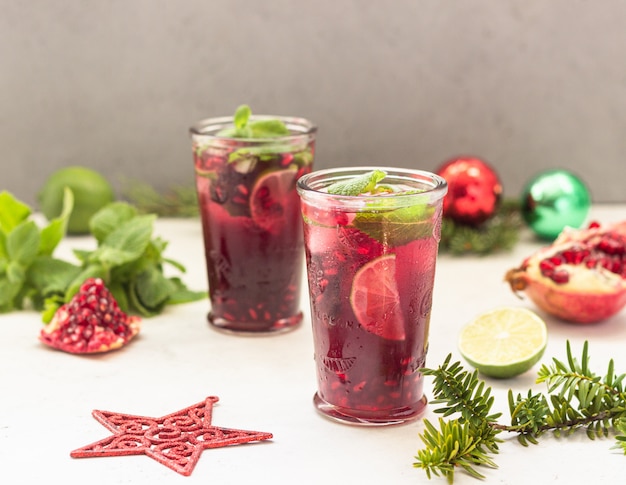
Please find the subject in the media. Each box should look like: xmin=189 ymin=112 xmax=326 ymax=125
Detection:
xmin=250 ymin=167 xmax=297 ymax=231
xmin=350 ymin=254 xmax=406 ymax=340
xmin=458 ymin=307 xmax=547 ymax=378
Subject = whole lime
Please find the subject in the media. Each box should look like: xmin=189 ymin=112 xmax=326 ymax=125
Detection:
xmin=38 ymin=166 xmax=115 ymax=234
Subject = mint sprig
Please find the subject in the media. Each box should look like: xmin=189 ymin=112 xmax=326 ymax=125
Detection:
xmin=324 ymin=170 xmax=435 ymax=246
xmin=213 ymin=104 xmax=297 ymax=167
xmin=326 ymin=170 xmax=387 ymax=196
xmin=233 ymin=104 xmax=251 ymax=132
xmin=218 ymin=104 xmax=290 ymax=139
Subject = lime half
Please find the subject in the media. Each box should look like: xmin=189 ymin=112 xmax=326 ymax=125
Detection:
xmin=458 ymin=307 xmax=547 ymax=378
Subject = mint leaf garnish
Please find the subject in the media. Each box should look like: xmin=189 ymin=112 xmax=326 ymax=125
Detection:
xmin=323 ymin=170 xmax=435 ymax=245
xmin=218 ymin=104 xmax=289 ymax=139
xmin=354 ymin=203 xmax=435 ymax=247
xmin=234 ymin=104 xmax=251 ymax=130
xmin=249 ymin=119 xmax=290 ymax=137
xmin=327 ymin=170 xmax=387 ymax=196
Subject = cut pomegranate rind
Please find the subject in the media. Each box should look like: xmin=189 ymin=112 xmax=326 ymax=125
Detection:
xmin=554 ymin=220 xmax=626 ymax=246
xmin=506 ymin=221 xmax=626 ymax=323
xmin=39 ymin=278 xmax=142 ymax=354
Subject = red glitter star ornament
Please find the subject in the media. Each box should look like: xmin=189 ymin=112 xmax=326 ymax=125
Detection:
xmin=70 ymin=396 xmax=272 ymax=476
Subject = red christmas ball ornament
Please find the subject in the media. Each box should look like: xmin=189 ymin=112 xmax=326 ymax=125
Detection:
xmin=435 ymin=157 xmax=503 ymax=226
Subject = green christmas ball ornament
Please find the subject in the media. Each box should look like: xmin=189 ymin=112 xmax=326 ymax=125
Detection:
xmin=521 ymin=169 xmax=591 ymax=240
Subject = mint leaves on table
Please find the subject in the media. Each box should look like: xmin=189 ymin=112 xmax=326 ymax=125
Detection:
xmin=0 ymin=190 xmax=206 ymax=320
xmin=0 ymin=189 xmax=77 ymax=312
xmin=45 ymin=201 xmax=206 ymax=320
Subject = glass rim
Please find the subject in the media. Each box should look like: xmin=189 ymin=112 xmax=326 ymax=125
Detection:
xmin=297 ymin=166 xmax=448 ymax=202
xmin=189 ymin=114 xmax=317 ymax=141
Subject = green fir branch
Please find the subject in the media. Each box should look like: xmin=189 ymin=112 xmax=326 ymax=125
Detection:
xmin=414 ymin=341 xmax=626 ymax=483
xmin=415 ymin=418 xmax=499 ymax=483
xmin=440 ymin=199 xmax=523 ymax=255
xmin=614 ymin=418 xmax=626 ymax=452
xmin=123 ymin=180 xmax=199 ymax=217
xmin=424 ymin=355 xmax=503 ymax=426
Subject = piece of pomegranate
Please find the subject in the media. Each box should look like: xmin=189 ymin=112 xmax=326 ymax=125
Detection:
xmin=40 ymin=278 xmax=141 ymax=354
xmin=505 ymin=221 xmax=626 ymax=323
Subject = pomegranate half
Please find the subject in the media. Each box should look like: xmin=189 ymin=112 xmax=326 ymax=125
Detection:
xmin=505 ymin=221 xmax=626 ymax=323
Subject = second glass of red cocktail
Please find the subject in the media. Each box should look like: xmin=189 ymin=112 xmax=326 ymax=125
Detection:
xmin=190 ymin=106 xmax=316 ymax=334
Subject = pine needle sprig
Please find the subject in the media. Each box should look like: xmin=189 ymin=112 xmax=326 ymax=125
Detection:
xmin=415 ymin=355 xmax=504 ymax=482
xmin=415 ymin=418 xmax=499 ymax=483
xmin=507 ymin=389 xmax=550 ymax=445
xmin=414 ymin=341 xmax=626 ymax=483
xmin=534 ymin=341 xmax=626 ymax=438
xmin=423 ymin=354 xmax=503 ymax=426
xmin=614 ymin=418 xmax=626 ymax=452
xmin=440 ymin=199 xmax=524 ymax=255
xmin=123 ymin=180 xmax=199 ymax=217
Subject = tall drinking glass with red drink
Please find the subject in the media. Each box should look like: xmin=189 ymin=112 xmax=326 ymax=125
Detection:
xmin=297 ymin=167 xmax=447 ymax=425
xmin=190 ymin=105 xmax=316 ymax=333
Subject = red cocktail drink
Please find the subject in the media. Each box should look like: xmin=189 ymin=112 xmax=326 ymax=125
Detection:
xmin=297 ymin=168 xmax=447 ymax=424
xmin=190 ymin=108 xmax=316 ymax=333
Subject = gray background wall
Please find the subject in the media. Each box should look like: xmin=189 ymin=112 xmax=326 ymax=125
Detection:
xmin=2 ymin=0 xmax=625 ymax=207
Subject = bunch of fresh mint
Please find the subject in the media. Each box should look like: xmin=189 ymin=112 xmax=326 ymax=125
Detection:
xmin=0 ymin=190 xmax=206 ymax=321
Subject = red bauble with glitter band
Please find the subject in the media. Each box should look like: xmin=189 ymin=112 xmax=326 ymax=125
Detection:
xmin=435 ymin=157 xmax=503 ymax=226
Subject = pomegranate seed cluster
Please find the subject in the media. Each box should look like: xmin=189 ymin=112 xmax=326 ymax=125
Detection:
xmin=506 ymin=221 xmax=626 ymax=323
xmin=539 ymin=231 xmax=626 ymax=284
xmin=40 ymin=277 xmax=141 ymax=354
xmin=63 ymin=279 xmax=131 ymax=342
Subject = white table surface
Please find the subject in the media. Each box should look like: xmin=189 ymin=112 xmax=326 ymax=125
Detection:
xmin=2 ymin=205 xmax=626 ymax=485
